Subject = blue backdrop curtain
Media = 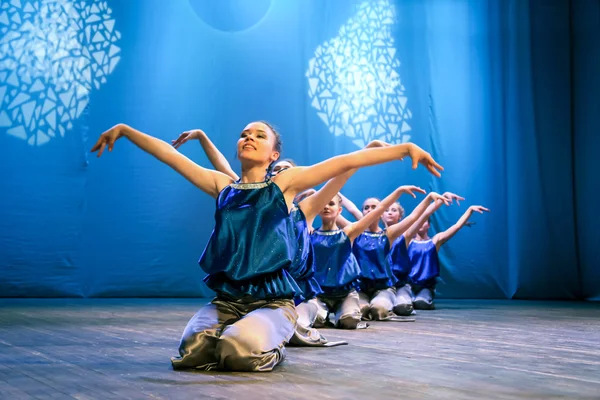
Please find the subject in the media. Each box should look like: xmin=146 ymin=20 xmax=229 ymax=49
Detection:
xmin=0 ymin=0 xmax=597 ymax=299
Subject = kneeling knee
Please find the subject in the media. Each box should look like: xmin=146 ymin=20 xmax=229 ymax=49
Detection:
xmin=337 ymin=314 xmax=362 ymax=329
xmin=393 ymin=302 xmax=414 ymax=316
xmin=217 ymin=326 xmax=284 ymax=372
xmin=369 ymin=305 xmax=391 ymax=321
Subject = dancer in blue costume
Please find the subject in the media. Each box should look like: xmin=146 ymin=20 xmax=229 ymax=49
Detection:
xmin=348 ymin=192 xmax=448 ymax=321
xmin=402 ymin=196 xmax=489 ymax=310
xmin=385 ymin=192 xmax=463 ymax=315
xmin=172 ymin=130 xmax=389 ymax=345
xmin=92 ymin=122 xmax=443 ymax=371
xmin=312 ymin=185 xmax=424 ymax=329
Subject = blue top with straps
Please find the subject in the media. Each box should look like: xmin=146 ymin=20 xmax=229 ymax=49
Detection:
xmin=408 ymin=239 xmax=440 ymax=286
xmin=289 ymin=205 xmax=322 ymax=301
xmin=352 ymin=230 xmax=397 ymax=291
xmin=388 ymin=235 xmax=411 ymax=286
xmin=200 ymin=179 xmax=301 ymax=301
xmin=311 ymin=229 xmax=361 ymax=296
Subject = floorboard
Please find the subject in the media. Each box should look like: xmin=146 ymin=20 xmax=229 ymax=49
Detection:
xmin=0 ymin=299 xmax=598 ymax=399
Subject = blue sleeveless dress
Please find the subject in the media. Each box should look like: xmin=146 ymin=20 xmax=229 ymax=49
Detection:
xmin=311 ymin=229 xmax=361 ymax=296
xmin=408 ymin=239 xmax=440 ymax=288
xmin=352 ymin=231 xmax=397 ymax=292
xmin=200 ymin=179 xmax=301 ymax=301
xmin=289 ymin=205 xmax=322 ymax=303
xmin=388 ymin=236 xmax=411 ymax=286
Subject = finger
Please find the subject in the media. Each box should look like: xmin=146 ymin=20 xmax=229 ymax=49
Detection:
xmin=412 ymin=157 xmax=419 ymax=170
xmin=427 ymin=164 xmax=442 ymax=178
xmin=97 ymin=142 xmax=106 ymax=157
xmin=408 ymin=190 xmax=416 ymax=198
xmin=431 ymin=158 xmax=444 ymax=171
xmin=415 ymin=187 xmax=426 ymax=194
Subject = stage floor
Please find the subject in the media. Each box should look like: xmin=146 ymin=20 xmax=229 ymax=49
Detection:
xmin=0 ymin=299 xmax=599 ymax=399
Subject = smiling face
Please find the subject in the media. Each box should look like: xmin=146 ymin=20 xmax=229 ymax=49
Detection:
xmin=237 ymin=121 xmax=281 ymax=166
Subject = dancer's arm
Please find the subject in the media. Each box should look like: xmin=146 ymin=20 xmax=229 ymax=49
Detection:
xmin=402 ymin=198 xmax=448 ymax=248
xmin=299 ymin=140 xmax=390 ymax=225
xmin=343 ymin=185 xmax=425 ymax=241
xmin=386 ymin=192 xmax=450 ymax=243
xmin=433 ymin=205 xmax=490 ymax=250
xmin=273 ymin=143 xmax=443 ymax=196
xmin=91 ymin=124 xmax=234 ymax=198
xmin=339 ymin=193 xmax=363 ymax=221
xmin=172 ymin=129 xmax=239 ymax=181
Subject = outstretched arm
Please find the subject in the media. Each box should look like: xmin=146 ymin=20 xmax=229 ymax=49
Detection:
xmin=339 ymin=193 xmax=363 ymax=221
xmin=386 ymin=192 xmax=450 ymax=243
xmin=273 ymin=142 xmax=443 ymax=197
xmin=299 ymin=140 xmax=390 ymax=224
xmin=172 ymin=129 xmax=240 ymax=181
xmin=402 ymin=198 xmax=448 ymax=247
xmin=433 ymin=205 xmax=490 ymax=250
xmin=91 ymin=124 xmax=234 ymax=198
xmin=343 ymin=185 xmax=425 ymax=241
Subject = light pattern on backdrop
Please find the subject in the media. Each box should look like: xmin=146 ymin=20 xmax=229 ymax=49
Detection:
xmin=0 ymin=0 xmax=121 ymax=146
xmin=306 ymin=0 xmax=412 ymax=148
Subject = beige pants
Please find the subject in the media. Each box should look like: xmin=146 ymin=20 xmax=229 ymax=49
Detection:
xmin=314 ymin=290 xmax=363 ymax=329
xmin=171 ymin=297 xmax=296 ymax=372
xmin=358 ymin=287 xmax=396 ymax=320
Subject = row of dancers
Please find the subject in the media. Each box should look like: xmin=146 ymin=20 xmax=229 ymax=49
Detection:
xmin=91 ymin=121 xmax=488 ymax=372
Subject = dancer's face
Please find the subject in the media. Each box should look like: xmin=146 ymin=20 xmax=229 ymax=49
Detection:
xmin=320 ymin=197 xmax=342 ymax=223
xmin=237 ymin=122 xmax=280 ymax=165
xmin=272 ymin=160 xmax=294 ymax=175
xmin=362 ymin=198 xmax=380 ymax=217
xmin=417 ymin=219 xmax=430 ymax=236
xmin=383 ymin=203 xmax=402 ymax=226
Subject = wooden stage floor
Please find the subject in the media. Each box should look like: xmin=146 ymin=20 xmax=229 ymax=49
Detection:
xmin=0 ymin=299 xmax=598 ymax=399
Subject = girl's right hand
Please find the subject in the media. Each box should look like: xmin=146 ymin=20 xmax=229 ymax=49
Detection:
xmin=91 ymin=124 xmax=126 ymax=157
xmin=398 ymin=185 xmax=426 ymax=199
xmin=172 ymin=129 xmax=205 ymax=149
xmin=429 ymin=192 xmax=451 ymax=206
xmin=406 ymin=143 xmax=444 ymax=177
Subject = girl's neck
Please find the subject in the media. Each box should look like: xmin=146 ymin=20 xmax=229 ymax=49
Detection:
xmin=240 ymin=164 xmax=270 ymax=183
xmin=416 ymin=232 xmax=430 ymax=241
xmin=320 ymin=219 xmax=338 ymax=231
xmin=368 ymin=222 xmax=383 ymax=233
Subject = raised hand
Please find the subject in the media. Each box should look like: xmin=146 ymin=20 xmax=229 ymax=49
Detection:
xmin=443 ymin=192 xmax=465 ymax=206
xmin=464 ymin=205 xmax=489 ymax=227
xmin=172 ymin=129 xmax=205 ymax=149
xmin=430 ymin=192 xmax=451 ymax=206
xmin=398 ymin=185 xmax=426 ymax=199
xmin=469 ymin=205 xmax=490 ymax=214
xmin=406 ymin=144 xmax=444 ymax=177
xmin=90 ymin=124 xmax=125 ymax=157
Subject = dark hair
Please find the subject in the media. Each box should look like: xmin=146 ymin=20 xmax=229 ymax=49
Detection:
xmin=334 ymin=193 xmax=342 ymax=204
xmin=260 ymin=121 xmax=283 ymax=178
xmin=260 ymin=120 xmax=282 ymax=154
